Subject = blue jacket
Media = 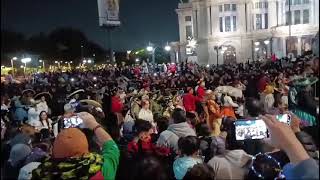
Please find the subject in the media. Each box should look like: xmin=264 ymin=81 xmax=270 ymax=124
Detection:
xmin=283 ymin=158 xmax=319 ymax=180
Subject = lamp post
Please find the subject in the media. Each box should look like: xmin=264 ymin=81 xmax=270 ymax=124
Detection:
xmin=21 ymin=58 xmax=31 ymax=76
xmin=11 ymin=57 xmax=17 ymax=77
xmin=146 ymin=42 xmax=172 ymax=64
xmin=213 ymin=46 xmax=227 ymax=66
xmin=81 ymin=45 xmax=84 ymax=61
xmin=39 ymin=60 xmax=45 ymax=71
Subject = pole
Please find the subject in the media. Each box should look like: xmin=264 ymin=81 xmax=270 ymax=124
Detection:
xmin=42 ymin=61 xmax=45 ymax=71
xmin=216 ymin=48 xmax=219 ymax=66
xmin=81 ymin=45 xmax=84 ymax=61
xmin=11 ymin=59 xmax=14 ymax=77
xmin=152 ymin=50 xmax=155 ymax=64
xmin=107 ymin=28 xmax=115 ymax=64
xmin=24 ymin=62 xmax=27 ymax=76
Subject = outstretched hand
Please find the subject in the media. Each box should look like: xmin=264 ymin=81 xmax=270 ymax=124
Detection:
xmin=77 ymin=112 xmax=99 ymax=130
xmin=260 ymin=114 xmax=309 ymax=164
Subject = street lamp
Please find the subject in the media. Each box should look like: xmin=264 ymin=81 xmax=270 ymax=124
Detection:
xmin=21 ymin=58 xmax=31 ymax=75
xmin=11 ymin=57 xmax=17 ymax=77
xmin=164 ymin=44 xmax=171 ymax=51
xmin=214 ymin=46 xmax=225 ymax=66
xmin=39 ymin=60 xmax=45 ymax=71
xmin=146 ymin=43 xmax=156 ymax=64
xmin=87 ymin=59 xmax=92 ymax=64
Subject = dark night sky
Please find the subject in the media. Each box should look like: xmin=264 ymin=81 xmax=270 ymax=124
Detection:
xmin=1 ymin=0 xmax=180 ymax=51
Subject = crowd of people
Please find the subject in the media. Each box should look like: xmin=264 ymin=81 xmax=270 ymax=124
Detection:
xmin=1 ymin=55 xmax=319 ymax=180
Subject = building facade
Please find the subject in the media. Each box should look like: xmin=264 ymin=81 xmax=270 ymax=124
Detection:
xmin=175 ymin=0 xmax=319 ymax=65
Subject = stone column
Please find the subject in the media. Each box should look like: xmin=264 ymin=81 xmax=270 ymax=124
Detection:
xmin=297 ymin=36 xmax=302 ymax=55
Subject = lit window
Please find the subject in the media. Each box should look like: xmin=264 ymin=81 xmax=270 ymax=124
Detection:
xmin=286 ymin=11 xmax=291 ymax=25
xmin=232 ymin=4 xmax=237 ymax=11
xmin=219 ymin=17 xmax=223 ymax=32
xmin=224 ymin=4 xmax=231 ymax=11
xmin=294 ymin=0 xmax=301 ymax=5
xmin=303 ymin=0 xmax=309 ymax=4
xmin=185 ymin=16 xmax=192 ymax=22
xmin=225 ymin=16 xmax=231 ymax=32
xmin=294 ymin=10 xmax=301 ymax=24
xmin=303 ymin=9 xmax=309 ymax=24
xmin=256 ymin=14 xmax=262 ymax=30
xmin=264 ymin=13 xmax=268 ymax=29
xmin=233 ymin=16 xmax=237 ymax=31
xmin=186 ymin=25 xmax=193 ymax=39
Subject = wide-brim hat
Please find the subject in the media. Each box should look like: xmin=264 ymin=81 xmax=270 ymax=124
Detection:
xmin=67 ymin=89 xmax=85 ymax=99
xmin=79 ymin=99 xmax=102 ymax=109
xmin=289 ymin=77 xmax=318 ymax=87
xmin=34 ymin=92 xmax=52 ymax=100
xmin=22 ymin=89 xmax=36 ymax=96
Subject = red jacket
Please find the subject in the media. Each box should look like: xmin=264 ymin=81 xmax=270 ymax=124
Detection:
xmin=183 ymin=93 xmax=200 ymax=112
xmin=197 ymin=86 xmax=206 ymax=102
xmin=111 ymin=96 xmax=123 ymax=113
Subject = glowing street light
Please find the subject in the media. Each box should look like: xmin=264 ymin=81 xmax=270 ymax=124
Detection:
xmin=206 ymin=64 xmax=210 ymax=68
xmin=164 ymin=45 xmax=171 ymax=51
xmin=264 ymin=40 xmax=270 ymax=45
xmin=127 ymin=50 xmax=132 ymax=54
xmin=21 ymin=58 xmax=31 ymax=75
xmin=254 ymin=42 xmax=260 ymax=46
xmin=222 ymin=46 xmax=228 ymax=51
xmin=87 ymin=59 xmax=92 ymax=64
xmin=135 ymin=58 xmax=140 ymax=62
xmin=255 ymin=47 xmax=259 ymax=51
xmin=83 ymin=60 xmax=87 ymax=63
xmin=39 ymin=60 xmax=45 ymax=71
xmin=146 ymin=46 xmax=154 ymax=52
xmin=11 ymin=57 xmax=18 ymax=77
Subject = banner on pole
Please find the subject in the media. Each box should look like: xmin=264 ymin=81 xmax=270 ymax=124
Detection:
xmin=97 ymin=0 xmax=120 ymax=27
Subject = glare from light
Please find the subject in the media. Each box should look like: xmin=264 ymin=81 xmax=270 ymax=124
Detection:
xmin=39 ymin=60 xmax=43 ymax=62
xmin=93 ymin=77 xmax=97 ymax=80
xmin=55 ymin=61 xmax=58 ymax=63
xmin=264 ymin=40 xmax=270 ymax=45
xmin=135 ymin=58 xmax=140 ymax=62
xmin=127 ymin=50 xmax=132 ymax=54
xmin=83 ymin=60 xmax=87 ymax=63
xmin=65 ymin=62 xmax=68 ymax=64
xmin=88 ymin=59 xmax=92 ymax=63
xmin=135 ymin=52 xmax=139 ymax=54
xmin=70 ymin=61 xmax=73 ymax=63
xmin=146 ymin=46 xmax=154 ymax=52
xmin=1 ymin=66 xmax=5 ymax=69
xmin=255 ymin=47 xmax=259 ymax=51
xmin=188 ymin=39 xmax=197 ymax=48
xmin=60 ymin=61 xmax=63 ymax=63
xmin=164 ymin=45 xmax=171 ymax=51
xmin=171 ymin=62 xmax=175 ymax=65
xmin=255 ymin=42 xmax=260 ymax=46
xmin=221 ymin=50 xmax=225 ymax=54
xmin=20 ymin=65 xmax=24 ymax=68
xmin=222 ymin=46 xmax=228 ymax=51
xmin=206 ymin=64 xmax=210 ymax=67
xmin=21 ymin=58 xmax=31 ymax=63
xmin=70 ymin=78 xmax=75 ymax=82
xmin=12 ymin=57 xmax=18 ymax=60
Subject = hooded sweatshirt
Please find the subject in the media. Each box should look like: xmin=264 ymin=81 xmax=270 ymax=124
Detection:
xmin=156 ymin=122 xmax=196 ymax=151
xmin=207 ymin=149 xmax=252 ymax=180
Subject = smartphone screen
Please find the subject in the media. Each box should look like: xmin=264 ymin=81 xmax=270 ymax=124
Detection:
xmin=234 ymin=119 xmax=268 ymax=140
xmin=63 ymin=116 xmax=83 ymax=128
xmin=276 ymin=114 xmax=291 ymax=125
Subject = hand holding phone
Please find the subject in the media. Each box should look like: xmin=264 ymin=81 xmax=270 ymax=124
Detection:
xmin=276 ymin=114 xmax=291 ymax=125
xmin=234 ymin=119 xmax=268 ymax=140
xmin=63 ymin=115 xmax=84 ymax=128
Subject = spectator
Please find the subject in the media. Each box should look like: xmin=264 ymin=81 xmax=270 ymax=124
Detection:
xmin=157 ymin=108 xmax=196 ymax=151
xmin=173 ymin=136 xmax=202 ymax=180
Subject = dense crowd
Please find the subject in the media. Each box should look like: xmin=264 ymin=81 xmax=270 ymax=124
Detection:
xmin=1 ymin=55 xmax=319 ymax=180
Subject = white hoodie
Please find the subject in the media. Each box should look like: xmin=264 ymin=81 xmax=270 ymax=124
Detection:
xmin=207 ymin=150 xmax=252 ymax=180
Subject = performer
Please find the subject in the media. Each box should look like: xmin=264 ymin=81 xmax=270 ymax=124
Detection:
xmin=220 ymin=90 xmax=238 ymax=119
xmin=205 ymin=90 xmax=222 ymax=136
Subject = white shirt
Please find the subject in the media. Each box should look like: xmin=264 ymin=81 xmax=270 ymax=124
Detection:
xmin=138 ymin=108 xmax=154 ymax=123
xmin=39 ymin=118 xmax=53 ymax=130
xmin=223 ymin=96 xmax=239 ymax=107
xmin=37 ymin=101 xmax=48 ymax=113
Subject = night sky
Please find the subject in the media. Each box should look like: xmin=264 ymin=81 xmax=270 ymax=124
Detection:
xmin=1 ymin=0 xmax=180 ymax=51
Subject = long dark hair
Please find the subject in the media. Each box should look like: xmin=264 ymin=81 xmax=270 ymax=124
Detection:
xmin=39 ymin=111 xmax=50 ymax=129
